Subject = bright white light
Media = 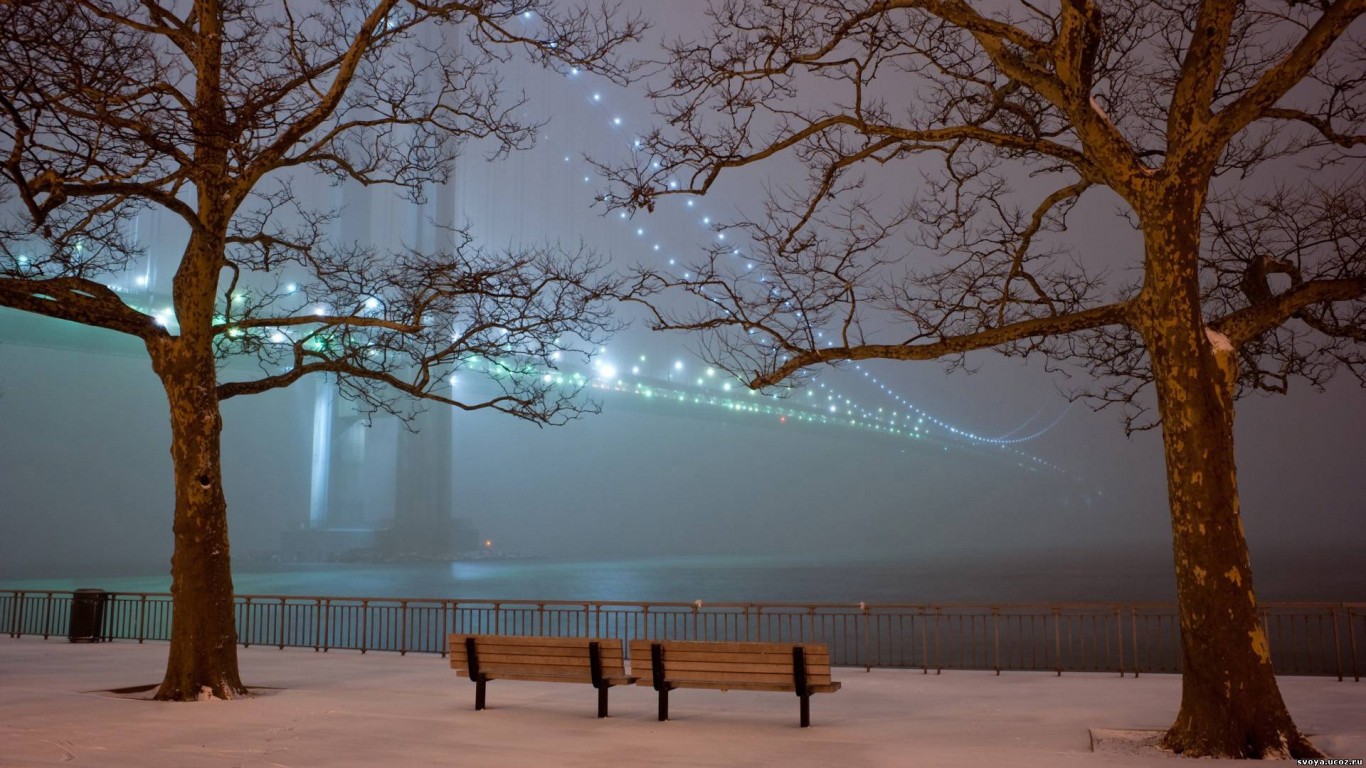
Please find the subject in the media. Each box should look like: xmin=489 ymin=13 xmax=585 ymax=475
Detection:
xmin=717 ymin=233 xmax=726 ymax=240
xmin=134 ymin=275 xmax=148 ymax=287
xmin=674 ymin=360 xmax=684 ymax=371
xmin=570 ymin=67 xmax=579 ymax=75
xmin=449 ymin=375 xmax=458 ymax=387
xmin=652 ymin=244 xmax=660 ymax=251
xmin=313 ymin=306 xmax=327 ymax=316
xmin=592 ymin=93 xmax=601 ymax=101
xmin=550 ymin=351 xmax=562 ymax=361
xmin=706 ymin=367 xmax=715 ymax=377
xmin=364 ymin=297 xmax=379 ymax=309
xmin=563 ymin=155 xmax=570 ymax=162
xmin=522 ymin=11 xmax=532 ymax=19
xmin=631 ymin=366 xmax=640 ymax=375
xmin=686 ymin=200 xmax=694 ymax=207
xmin=702 ymin=216 xmax=710 ymax=224
xmin=612 ymin=117 xmax=622 ymax=126
xmin=669 ymin=181 xmax=678 ymax=189
xmin=636 ymin=228 xmax=644 ymax=236
xmin=285 ymin=283 xmax=298 ymax=294
xmin=619 ymin=211 xmax=628 ymax=219
xmin=597 ymin=363 xmax=617 ymax=380
xmin=271 ymin=332 xmax=287 ymax=343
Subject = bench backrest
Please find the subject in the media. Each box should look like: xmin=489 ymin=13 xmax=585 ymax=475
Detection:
xmin=627 ymin=639 xmax=834 ymax=688
xmin=448 ymin=634 xmax=628 ymax=680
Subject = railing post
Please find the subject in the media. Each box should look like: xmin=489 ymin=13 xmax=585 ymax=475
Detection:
xmin=1117 ymin=607 xmax=1127 ymax=677
xmin=860 ymin=602 xmax=871 ymax=672
xmin=243 ymin=597 xmax=253 ymax=648
xmin=399 ymin=601 xmax=408 ymax=656
xmin=440 ymin=601 xmax=450 ymax=657
xmin=278 ymin=598 xmax=287 ymax=650
xmin=994 ymin=606 xmax=1005 ymax=672
xmin=919 ymin=607 xmax=929 ymax=674
xmin=138 ymin=594 xmax=148 ymax=643
xmin=1053 ymin=606 xmax=1062 ymax=676
xmin=42 ymin=593 xmax=53 ymax=640
xmin=1131 ymin=607 xmax=1140 ymax=678
xmin=933 ymin=606 xmax=942 ymax=675
xmin=360 ymin=600 xmax=369 ymax=654
xmin=1331 ymin=607 xmax=1343 ymax=682
xmin=313 ymin=598 xmax=322 ymax=652
xmin=1348 ymin=607 xmax=1360 ymax=683
xmin=322 ymin=599 xmax=332 ymax=652
xmin=13 ymin=591 xmax=25 ymax=638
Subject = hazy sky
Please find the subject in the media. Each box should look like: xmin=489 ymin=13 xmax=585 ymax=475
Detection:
xmin=0 ymin=2 xmax=1363 ymax=583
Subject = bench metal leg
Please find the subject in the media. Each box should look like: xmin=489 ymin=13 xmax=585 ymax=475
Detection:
xmin=658 ymin=688 xmax=669 ymax=721
xmin=799 ymin=693 xmax=810 ymax=728
xmin=474 ymin=679 xmax=486 ymax=711
xmin=597 ymin=685 xmax=609 ymax=718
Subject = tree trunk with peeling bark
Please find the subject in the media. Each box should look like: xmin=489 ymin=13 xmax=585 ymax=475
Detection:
xmin=148 ymin=339 xmax=246 ymax=701
xmin=1139 ymin=194 xmax=1317 ymax=758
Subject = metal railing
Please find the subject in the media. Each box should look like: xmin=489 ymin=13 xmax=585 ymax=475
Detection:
xmin=2 ymin=590 xmax=1360 ymax=680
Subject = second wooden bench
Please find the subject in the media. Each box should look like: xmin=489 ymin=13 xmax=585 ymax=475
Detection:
xmin=628 ymin=639 xmax=841 ymax=727
xmin=448 ymin=634 xmax=637 ymax=718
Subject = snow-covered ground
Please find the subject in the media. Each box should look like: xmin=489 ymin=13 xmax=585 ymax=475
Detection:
xmin=1 ymin=636 xmax=1362 ymax=766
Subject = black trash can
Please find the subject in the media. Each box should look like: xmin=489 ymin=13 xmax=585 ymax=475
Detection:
xmin=68 ymin=588 xmax=108 ymax=643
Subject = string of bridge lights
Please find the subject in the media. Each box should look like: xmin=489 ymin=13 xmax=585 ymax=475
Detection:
xmin=523 ymin=353 xmax=1069 ymax=475
xmin=536 ymin=49 xmax=1069 ymax=460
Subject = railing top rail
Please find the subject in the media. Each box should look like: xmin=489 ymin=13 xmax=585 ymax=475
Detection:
xmin=1 ymin=589 xmax=1361 ymax=611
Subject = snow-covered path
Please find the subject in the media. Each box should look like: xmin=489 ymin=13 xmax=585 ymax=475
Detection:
xmin=2 ymin=636 xmax=1362 ymax=766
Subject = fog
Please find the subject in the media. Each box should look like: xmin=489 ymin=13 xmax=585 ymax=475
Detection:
xmin=1 ymin=4 xmax=1363 ymax=598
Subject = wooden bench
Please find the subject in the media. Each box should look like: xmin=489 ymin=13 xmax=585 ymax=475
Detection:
xmin=448 ymin=634 xmax=637 ymax=718
xmin=628 ymin=639 xmax=841 ymax=727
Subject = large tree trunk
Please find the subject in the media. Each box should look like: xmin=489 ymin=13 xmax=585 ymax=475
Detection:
xmin=147 ymin=317 xmax=245 ymax=701
xmin=1137 ymin=193 xmax=1319 ymax=758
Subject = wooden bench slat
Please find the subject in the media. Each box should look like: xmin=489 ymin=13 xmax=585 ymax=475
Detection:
xmin=634 ymin=669 xmax=832 ymax=685
xmin=449 ymin=651 xmax=626 ymax=669
xmin=630 ymin=649 xmax=829 ymax=665
xmin=458 ymin=671 xmax=636 ymax=686
xmin=629 ymin=640 xmax=831 ymax=654
xmin=454 ymin=661 xmax=630 ymax=678
xmin=449 ymin=640 xmax=626 ymax=657
xmin=633 ymin=650 xmax=825 ymax=669
xmin=666 ymin=680 xmax=842 ymax=693
xmin=450 ymin=634 xmax=613 ymax=648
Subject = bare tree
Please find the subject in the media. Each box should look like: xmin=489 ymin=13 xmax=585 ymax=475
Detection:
xmin=600 ymin=0 xmax=1365 ymax=758
xmin=0 ymin=0 xmax=641 ymax=701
